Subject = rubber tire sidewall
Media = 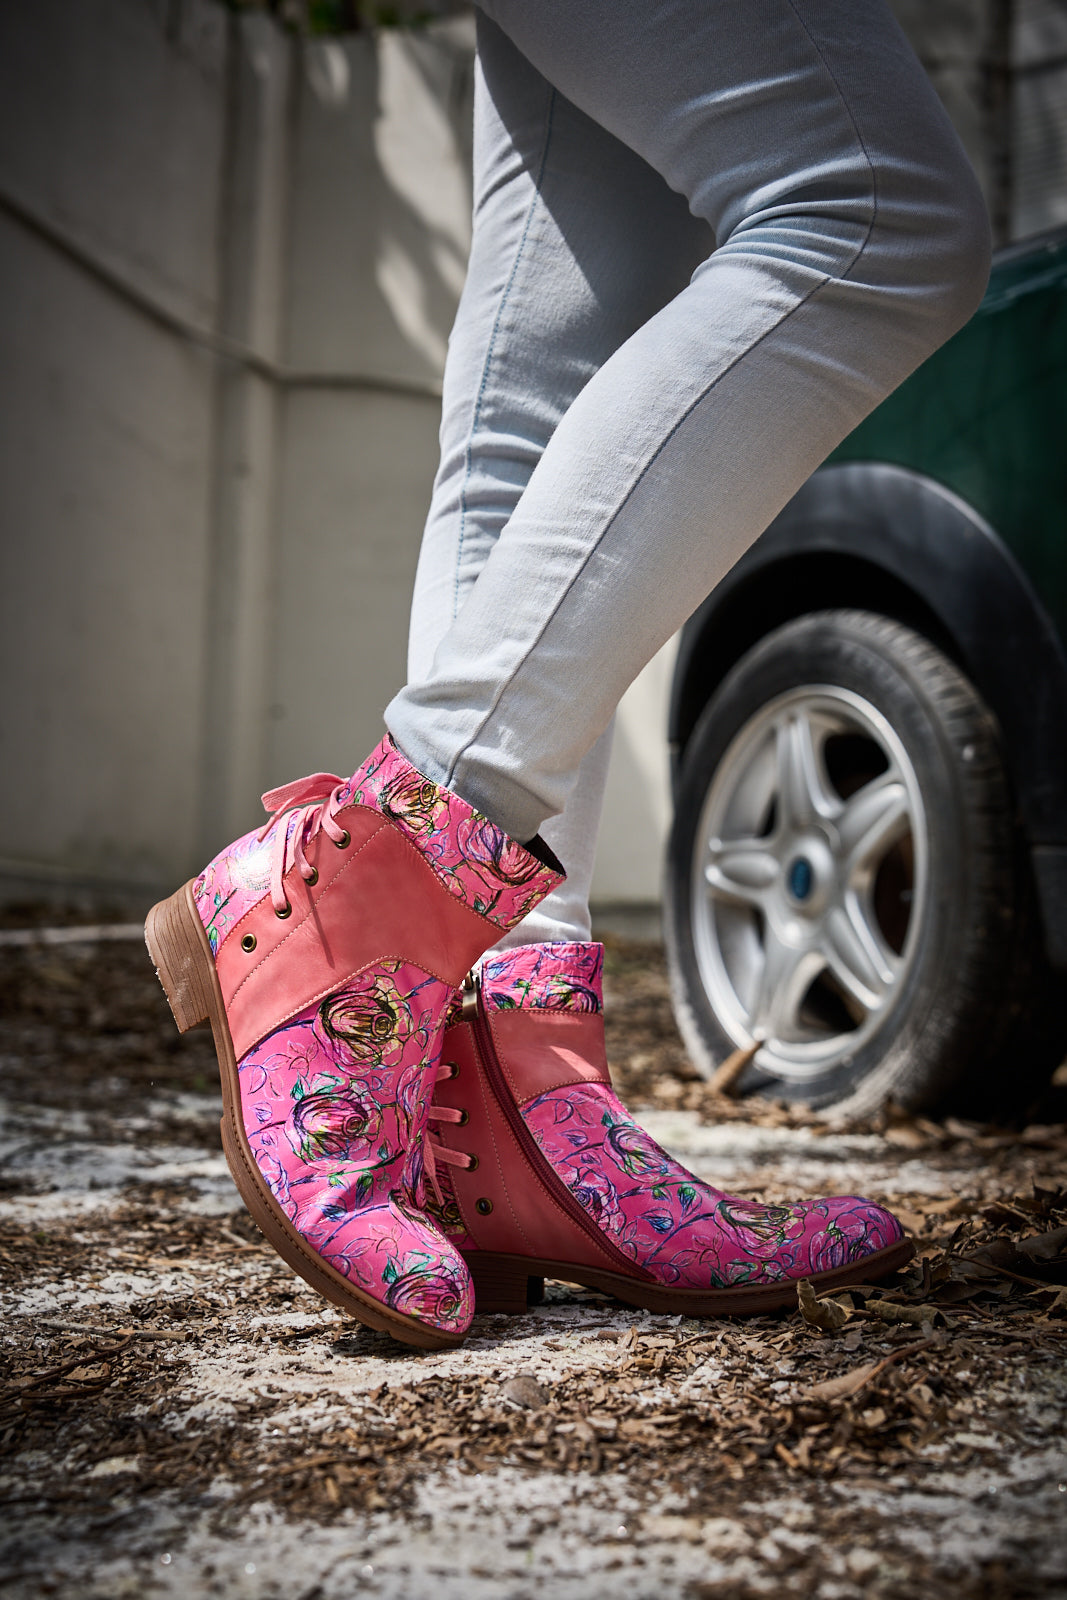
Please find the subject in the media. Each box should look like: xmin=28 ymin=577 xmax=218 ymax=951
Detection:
xmin=665 ymin=610 xmax=1016 ymax=1115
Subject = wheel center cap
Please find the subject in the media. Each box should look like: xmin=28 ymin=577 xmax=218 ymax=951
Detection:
xmin=781 ymin=835 xmax=836 ymax=917
xmin=787 ymin=855 xmax=814 ymax=902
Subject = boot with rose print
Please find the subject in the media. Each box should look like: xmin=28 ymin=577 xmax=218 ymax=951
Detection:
xmin=429 ymin=942 xmax=912 ymax=1314
xmin=145 ymin=736 xmax=562 ymax=1349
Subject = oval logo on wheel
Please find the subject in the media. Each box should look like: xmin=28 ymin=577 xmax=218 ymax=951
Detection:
xmin=787 ymin=856 xmax=814 ymax=901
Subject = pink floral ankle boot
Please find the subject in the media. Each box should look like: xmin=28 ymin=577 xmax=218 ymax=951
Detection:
xmin=145 ymin=737 xmax=562 ymax=1349
xmin=429 ymin=941 xmax=912 ymax=1315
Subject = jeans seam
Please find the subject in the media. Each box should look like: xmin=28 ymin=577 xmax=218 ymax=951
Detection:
xmin=443 ymin=273 xmax=833 ymax=799
xmin=445 ymin=2 xmax=884 ymax=805
xmin=453 ymin=83 xmax=558 ymax=624
xmin=441 ymin=6 xmax=883 ymax=806
xmin=782 ymin=0 xmax=879 ymax=281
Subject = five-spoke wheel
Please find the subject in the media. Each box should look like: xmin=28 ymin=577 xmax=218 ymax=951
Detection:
xmin=666 ymin=609 xmax=1065 ymax=1114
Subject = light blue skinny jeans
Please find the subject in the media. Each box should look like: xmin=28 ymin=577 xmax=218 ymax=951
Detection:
xmin=386 ymin=0 xmax=991 ymax=948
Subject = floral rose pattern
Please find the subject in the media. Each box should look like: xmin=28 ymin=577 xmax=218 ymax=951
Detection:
xmin=235 ymin=960 xmax=473 ymax=1334
xmin=480 ymin=941 xmax=603 ymax=1013
xmin=345 ymin=738 xmax=561 ymax=929
xmin=189 ymin=740 xmax=565 ymax=1337
xmin=195 ymin=737 xmax=562 ymax=953
xmin=193 ymin=812 xmax=299 ymax=956
xmin=480 ymin=943 xmax=903 ymax=1289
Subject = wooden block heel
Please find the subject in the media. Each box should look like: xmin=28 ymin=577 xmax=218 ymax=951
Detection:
xmin=466 ymin=1252 xmax=545 ymax=1314
xmin=144 ymin=882 xmax=215 ymax=1034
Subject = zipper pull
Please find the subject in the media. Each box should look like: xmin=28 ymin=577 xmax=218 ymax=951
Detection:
xmin=460 ymin=966 xmax=480 ymax=1023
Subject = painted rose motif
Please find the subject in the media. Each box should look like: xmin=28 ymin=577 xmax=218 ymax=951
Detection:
xmin=186 ymin=734 xmax=568 ymax=1340
xmin=289 ymin=1085 xmax=382 ymax=1162
xmin=346 ymin=738 xmax=562 ymax=931
xmin=234 ymin=967 xmax=474 ymax=1332
xmin=804 ymin=1225 xmax=852 ymax=1273
xmin=378 ymin=767 xmax=446 ymax=836
xmin=384 ymin=1262 xmax=465 ymax=1325
xmin=317 ymin=971 xmax=413 ymax=1066
xmin=605 ymin=1120 xmax=672 ymax=1182
xmin=193 ymin=814 xmax=299 ymax=954
xmin=503 ymin=936 xmax=904 ymax=1293
xmin=570 ymin=1163 xmax=623 ymax=1231
xmin=456 ymin=816 xmax=546 ymax=887
xmin=481 ymin=942 xmax=605 ymax=1013
xmin=715 ymin=1197 xmax=795 ymax=1250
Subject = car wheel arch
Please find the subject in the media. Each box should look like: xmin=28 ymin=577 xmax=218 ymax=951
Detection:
xmin=670 ymin=461 xmax=1067 ymax=862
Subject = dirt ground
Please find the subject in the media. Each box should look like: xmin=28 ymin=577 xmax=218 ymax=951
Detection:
xmin=1 ymin=922 xmax=1066 ymax=1600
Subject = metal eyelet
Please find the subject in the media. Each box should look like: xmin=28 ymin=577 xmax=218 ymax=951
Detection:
xmin=240 ymin=933 xmax=257 ymax=953
xmin=466 ymin=1155 xmax=479 ymax=1172
xmin=442 ymin=1062 xmax=458 ymax=1080
xmin=275 ymin=902 xmax=292 ymax=919
xmin=475 ymin=1198 xmax=493 ymax=1216
xmin=305 ymin=867 xmax=319 ymax=887
xmin=457 ymin=1109 xmax=469 ymax=1126
xmin=334 ymin=829 xmax=350 ymax=850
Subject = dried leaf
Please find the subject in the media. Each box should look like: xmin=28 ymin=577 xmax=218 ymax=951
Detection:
xmin=1041 ymin=1287 xmax=1067 ymax=1320
xmin=863 ymin=1298 xmax=946 ymax=1328
xmin=803 ymin=1362 xmax=882 ymax=1403
xmin=797 ymin=1280 xmax=851 ymax=1332
xmin=1015 ymin=1226 xmax=1067 ymax=1266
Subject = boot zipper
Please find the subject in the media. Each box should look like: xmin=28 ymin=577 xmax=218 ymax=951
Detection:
xmin=466 ymin=980 xmax=656 ymax=1282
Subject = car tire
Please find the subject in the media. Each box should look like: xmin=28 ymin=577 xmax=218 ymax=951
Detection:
xmin=665 ymin=608 xmax=1066 ymax=1117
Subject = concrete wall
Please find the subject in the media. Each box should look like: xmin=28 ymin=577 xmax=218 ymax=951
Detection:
xmin=1 ymin=0 xmax=1063 ymax=915
xmin=0 ymin=1 xmax=475 ymax=906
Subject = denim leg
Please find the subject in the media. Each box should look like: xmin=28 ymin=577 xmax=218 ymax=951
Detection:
xmin=387 ymin=0 xmax=991 ymax=843
xmin=407 ymin=15 xmax=710 ymax=939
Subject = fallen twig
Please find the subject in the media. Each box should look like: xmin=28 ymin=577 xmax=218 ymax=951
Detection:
xmin=799 ymin=1335 xmax=940 ymax=1405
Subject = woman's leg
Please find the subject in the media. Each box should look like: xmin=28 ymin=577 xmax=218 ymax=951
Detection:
xmin=388 ymin=0 xmax=991 ymax=845
xmin=408 ymin=15 xmax=711 ymax=945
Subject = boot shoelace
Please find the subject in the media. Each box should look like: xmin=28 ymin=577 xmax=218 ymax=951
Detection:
xmin=257 ymin=787 xmax=471 ymax=1211
xmin=425 ymin=1062 xmax=473 ymax=1206
xmin=257 ymin=772 xmax=351 ymax=917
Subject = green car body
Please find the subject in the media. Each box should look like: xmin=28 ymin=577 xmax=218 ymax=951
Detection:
xmin=831 ymin=228 xmax=1067 ymax=643
xmin=667 ymin=226 xmax=1067 ymax=1112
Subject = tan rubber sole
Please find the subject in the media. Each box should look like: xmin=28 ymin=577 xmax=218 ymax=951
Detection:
xmin=466 ymin=1238 xmax=915 ymax=1315
xmin=144 ymin=881 xmax=466 ymax=1351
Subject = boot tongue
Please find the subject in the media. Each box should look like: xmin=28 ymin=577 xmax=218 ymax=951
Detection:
xmin=480 ymin=942 xmax=604 ymax=1014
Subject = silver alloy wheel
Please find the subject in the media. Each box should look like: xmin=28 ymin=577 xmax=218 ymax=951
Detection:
xmin=691 ymin=684 xmax=929 ymax=1082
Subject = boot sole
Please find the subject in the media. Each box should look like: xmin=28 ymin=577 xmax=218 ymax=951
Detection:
xmin=466 ymin=1237 xmax=915 ymax=1316
xmin=145 ymin=881 xmax=466 ymax=1351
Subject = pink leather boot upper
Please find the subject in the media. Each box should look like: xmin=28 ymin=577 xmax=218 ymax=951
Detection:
xmin=433 ymin=941 xmax=904 ymax=1290
xmin=191 ymin=738 xmax=562 ymax=1337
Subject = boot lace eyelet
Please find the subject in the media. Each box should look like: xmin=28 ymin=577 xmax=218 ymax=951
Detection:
xmin=457 ymin=1109 xmax=469 ymax=1126
xmin=466 ymin=1154 xmax=479 ymax=1172
xmin=475 ymin=1198 xmax=493 ymax=1215
xmin=305 ymin=867 xmax=319 ymax=887
xmin=275 ymin=902 xmax=292 ymax=919
xmin=241 ymin=933 xmax=257 ymax=953
xmin=335 ymin=829 xmax=350 ymax=850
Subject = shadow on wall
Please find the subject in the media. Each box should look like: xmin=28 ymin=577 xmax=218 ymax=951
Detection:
xmin=0 ymin=1 xmax=475 ymax=902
